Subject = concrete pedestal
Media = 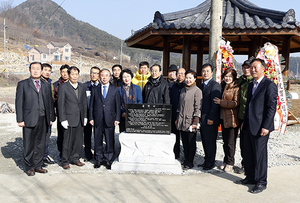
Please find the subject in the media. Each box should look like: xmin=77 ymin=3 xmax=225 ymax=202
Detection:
xmin=112 ymin=133 xmax=182 ymax=174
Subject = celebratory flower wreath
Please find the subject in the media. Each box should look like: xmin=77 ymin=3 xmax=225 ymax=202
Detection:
xmin=256 ymin=42 xmax=288 ymax=135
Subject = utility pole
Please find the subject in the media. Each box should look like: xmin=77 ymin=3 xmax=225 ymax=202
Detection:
xmin=3 ymin=18 xmax=6 ymax=74
xmin=120 ymin=40 xmax=123 ymax=65
xmin=79 ymin=53 xmax=82 ymax=75
xmin=48 ymin=47 xmax=51 ymax=65
xmin=297 ymin=63 xmax=299 ymax=79
xmin=209 ymin=0 xmax=223 ymax=62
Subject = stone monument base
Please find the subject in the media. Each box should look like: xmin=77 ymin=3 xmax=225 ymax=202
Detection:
xmin=112 ymin=132 xmax=182 ymax=174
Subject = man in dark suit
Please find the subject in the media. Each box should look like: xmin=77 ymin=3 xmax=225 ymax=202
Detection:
xmin=83 ymin=66 xmax=100 ymax=161
xmin=235 ymin=59 xmax=277 ymax=194
xmin=89 ymin=68 xmax=121 ymax=170
xmin=170 ymin=67 xmax=186 ymax=159
xmin=16 ymin=62 xmax=55 ymax=176
xmin=41 ymin=63 xmax=55 ymax=166
xmin=58 ymin=66 xmax=87 ymax=170
xmin=198 ymin=64 xmax=221 ymax=170
xmin=53 ymin=64 xmax=69 ymax=159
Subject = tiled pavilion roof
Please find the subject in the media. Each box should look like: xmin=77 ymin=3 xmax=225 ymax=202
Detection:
xmin=126 ymin=0 xmax=299 ymax=41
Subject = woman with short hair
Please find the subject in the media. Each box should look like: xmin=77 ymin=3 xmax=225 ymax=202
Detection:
xmin=176 ymin=70 xmax=202 ymax=169
xmin=118 ymin=69 xmax=143 ymax=132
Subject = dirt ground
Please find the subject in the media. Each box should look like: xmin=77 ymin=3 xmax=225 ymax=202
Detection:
xmin=0 ymin=86 xmax=15 ymax=104
xmin=289 ymin=84 xmax=300 ymax=118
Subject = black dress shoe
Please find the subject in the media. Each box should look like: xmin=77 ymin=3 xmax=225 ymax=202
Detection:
xmin=183 ymin=162 xmax=194 ymax=169
xmin=197 ymin=163 xmax=206 ymax=168
xmin=43 ymin=155 xmax=55 ymax=164
xmin=42 ymin=163 xmax=48 ymax=168
xmin=235 ymin=178 xmax=256 ymax=185
xmin=94 ymin=161 xmax=102 ymax=168
xmin=104 ymin=161 xmax=112 ymax=170
xmin=84 ymin=157 xmax=93 ymax=162
xmin=202 ymin=165 xmax=215 ymax=170
xmin=27 ymin=169 xmax=35 ymax=176
xmin=250 ymin=184 xmax=267 ymax=194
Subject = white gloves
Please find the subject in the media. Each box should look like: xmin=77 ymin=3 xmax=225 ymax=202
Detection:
xmin=62 ymin=119 xmax=88 ymax=128
xmin=61 ymin=120 xmax=69 ymax=129
xmin=189 ymin=123 xmax=201 ymax=132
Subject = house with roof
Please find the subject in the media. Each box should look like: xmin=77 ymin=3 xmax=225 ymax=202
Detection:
xmin=46 ymin=42 xmax=72 ymax=62
xmin=114 ymin=53 xmax=131 ymax=63
xmin=28 ymin=42 xmax=72 ymax=63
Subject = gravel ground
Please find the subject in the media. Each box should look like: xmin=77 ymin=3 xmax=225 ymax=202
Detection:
xmin=0 ymin=112 xmax=299 ymax=175
xmin=1 ymin=85 xmax=299 ymax=175
xmin=289 ymin=84 xmax=300 ymax=118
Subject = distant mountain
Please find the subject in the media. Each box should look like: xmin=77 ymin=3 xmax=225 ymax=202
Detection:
xmin=1 ymin=0 xmax=123 ymax=50
xmin=0 ymin=0 xmax=163 ymax=66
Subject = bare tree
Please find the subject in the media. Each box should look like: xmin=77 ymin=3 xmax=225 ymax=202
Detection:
xmin=33 ymin=28 xmax=40 ymax=38
xmin=0 ymin=0 xmax=14 ymax=14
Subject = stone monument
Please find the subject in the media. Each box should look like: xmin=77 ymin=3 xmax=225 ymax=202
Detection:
xmin=112 ymin=104 xmax=182 ymax=174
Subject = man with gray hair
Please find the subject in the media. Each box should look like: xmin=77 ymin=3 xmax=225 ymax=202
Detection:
xmin=89 ymin=68 xmax=121 ymax=170
xmin=142 ymin=64 xmax=170 ymax=104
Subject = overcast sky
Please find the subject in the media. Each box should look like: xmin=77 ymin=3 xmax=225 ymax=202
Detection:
xmin=11 ymin=0 xmax=300 ymax=40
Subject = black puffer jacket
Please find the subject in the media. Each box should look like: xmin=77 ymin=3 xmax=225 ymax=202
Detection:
xmin=142 ymin=75 xmax=170 ymax=104
xmin=110 ymin=76 xmax=122 ymax=88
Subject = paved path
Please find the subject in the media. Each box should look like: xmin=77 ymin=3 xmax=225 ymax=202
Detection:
xmin=1 ymin=114 xmax=299 ymax=202
xmin=0 ymin=165 xmax=299 ymax=202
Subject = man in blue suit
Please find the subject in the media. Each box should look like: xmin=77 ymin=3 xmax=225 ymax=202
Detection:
xmin=89 ymin=68 xmax=121 ymax=169
xmin=235 ymin=59 xmax=277 ymax=194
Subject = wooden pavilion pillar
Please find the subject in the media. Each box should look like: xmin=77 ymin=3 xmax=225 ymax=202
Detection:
xmin=282 ymin=36 xmax=291 ymax=89
xmin=249 ymin=36 xmax=262 ymax=58
xmin=182 ymin=36 xmax=191 ymax=70
xmin=196 ymin=41 xmax=204 ymax=87
xmin=162 ymin=36 xmax=170 ymax=76
xmin=197 ymin=41 xmax=203 ymax=73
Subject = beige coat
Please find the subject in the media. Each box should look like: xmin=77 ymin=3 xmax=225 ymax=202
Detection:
xmin=176 ymin=84 xmax=202 ymax=132
xmin=220 ymin=82 xmax=240 ymax=128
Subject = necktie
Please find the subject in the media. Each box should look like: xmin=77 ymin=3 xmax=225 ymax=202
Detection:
xmin=252 ymin=81 xmax=258 ymax=95
xmin=125 ymin=86 xmax=130 ymax=98
xmin=103 ymin=86 xmax=107 ymax=99
xmin=35 ymin=80 xmax=40 ymax=92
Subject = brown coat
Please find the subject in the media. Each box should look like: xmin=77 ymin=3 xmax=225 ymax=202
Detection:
xmin=176 ymin=84 xmax=202 ymax=132
xmin=220 ymin=82 xmax=240 ymax=128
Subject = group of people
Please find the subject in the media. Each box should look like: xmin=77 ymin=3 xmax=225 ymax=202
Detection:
xmin=16 ymin=58 xmax=277 ymax=194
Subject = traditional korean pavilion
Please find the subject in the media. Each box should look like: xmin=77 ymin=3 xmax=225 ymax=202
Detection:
xmin=125 ymin=0 xmax=300 ymax=80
